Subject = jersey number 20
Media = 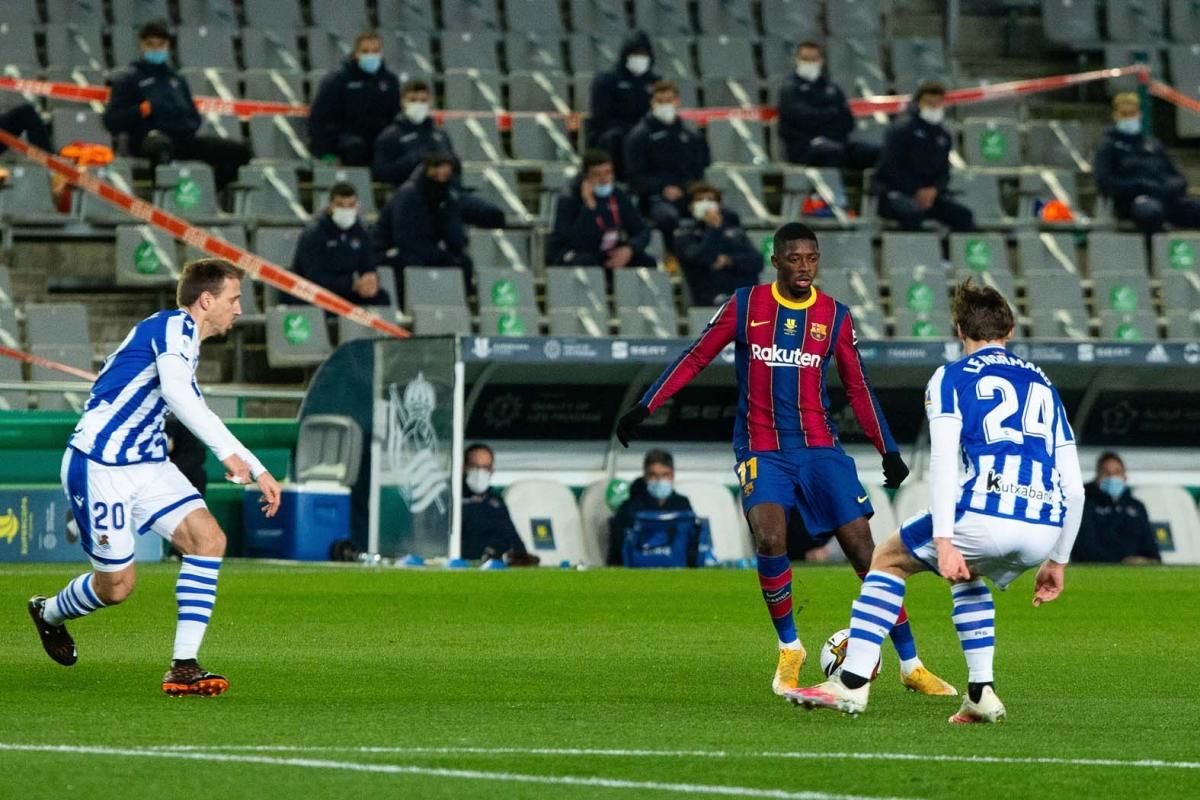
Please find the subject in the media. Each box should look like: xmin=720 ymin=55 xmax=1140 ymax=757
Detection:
xmin=975 ymin=376 xmax=1055 ymax=455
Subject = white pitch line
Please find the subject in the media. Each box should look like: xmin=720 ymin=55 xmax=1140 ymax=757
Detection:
xmin=142 ymin=744 xmax=1200 ymax=771
xmin=0 ymin=743 xmax=916 ymax=800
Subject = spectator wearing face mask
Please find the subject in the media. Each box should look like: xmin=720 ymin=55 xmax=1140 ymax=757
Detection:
xmin=588 ymin=30 xmax=659 ymax=178
xmin=460 ymin=443 xmax=531 ymax=562
xmin=607 ymin=449 xmax=693 ymax=566
xmin=286 ymin=181 xmax=387 ymax=306
xmin=373 ymin=151 xmax=470 ymax=281
xmin=1072 ymin=451 xmax=1162 ymax=565
xmin=308 ymin=30 xmax=401 ymax=167
xmin=371 ymin=79 xmax=459 ymax=186
xmin=873 ymin=80 xmax=975 ymax=232
xmin=623 ymin=80 xmax=711 ymax=245
xmin=777 ymin=41 xmax=879 ymax=170
xmin=547 ymin=148 xmax=655 ymax=269
xmin=673 ymin=182 xmax=763 ymax=306
xmin=102 ymin=20 xmax=251 ymax=191
xmin=1094 ymin=92 xmax=1200 ymax=235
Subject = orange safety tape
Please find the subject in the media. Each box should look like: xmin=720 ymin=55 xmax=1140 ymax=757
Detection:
xmin=0 ymin=76 xmax=307 ymax=118
xmin=0 ymin=344 xmax=98 ymax=381
xmin=0 ymin=129 xmax=409 ymax=340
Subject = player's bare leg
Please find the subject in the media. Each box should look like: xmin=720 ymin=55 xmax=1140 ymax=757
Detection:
xmin=833 ymin=520 xmax=957 ymax=697
xmin=747 ymin=503 xmax=807 ymax=695
xmin=162 ymin=510 xmax=230 ymax=697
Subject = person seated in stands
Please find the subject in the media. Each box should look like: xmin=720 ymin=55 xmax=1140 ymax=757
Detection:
xmin=1094 ymin=92 xmax=1200 ymax=235
xmin=308 ymin=30 xmax=400 ymax=167
xmin=588 ymin=31 xmax=659 ymax=179
xmin=461 ymin=443 xmax=537 ymax=565
xmin=287 ymin=182 xmax=387 ymax=307
xmin=373 ymin=151 xmax=471 ymax=281
xmin=102 ymin=19 xmax=251 ymax=192
xmin=873 ymin=80 xmax=975 ymax=232
xmin=371 ymin=79 xmax=459 ymax=186
xmin=607 ymin=449 xmax=693 ymax=566
xmin=1072 ymin=451 xmax=1162 ymax=565
xmin=777 ymin=41 xmax=879 ymax=170
xmin=624 ymin=80 xmax=710 ymax=245
xmin=546 ymin=149 xmax=655 ymax=269
xmin=0 ymin=103 xmax=51 ymax=155
xmin=674 ymin=182 xmax=763 ymax=307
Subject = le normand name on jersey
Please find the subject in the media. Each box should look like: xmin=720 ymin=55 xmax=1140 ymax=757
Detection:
xmin=962 ymin=350 xmax=1052 ymax=384
xmin=750 ymin=343 xmax=823 ymax=369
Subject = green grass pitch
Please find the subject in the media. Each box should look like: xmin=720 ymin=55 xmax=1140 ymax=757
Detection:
xmin=2 ymin=562 xmax=1197 ymax=799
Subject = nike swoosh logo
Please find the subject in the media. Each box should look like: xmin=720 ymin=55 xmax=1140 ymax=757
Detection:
xmin=750 ymin=320 xmax=770 ymax=327
xmin=857 ymin=495 xmax=869 ymax=503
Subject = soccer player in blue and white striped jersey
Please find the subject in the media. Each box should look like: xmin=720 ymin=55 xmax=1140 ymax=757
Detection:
xmin=787 ymin=280 xmax=1086 ymax=722
xmin=27 ymin=258 xmax=282 ymax=696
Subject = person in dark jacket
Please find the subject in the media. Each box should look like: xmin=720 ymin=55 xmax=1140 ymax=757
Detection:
xmin=373 ymin=151 xmax=470 ymax=280
xmin=371 ymin=79 xmax=459 ymax=186
xmin=546 ymin=149 xmax=655 ymax=269
xmin=588 ymin=30 xmax=659 ymax=179
xmin=102 ymin=20 xmax=251 ymax=191
xmin=874 ymin=81 xmax=975 ymax=232
xmin=0 ymin=102 xmax=50 ymax=154
xmin=607 ymin=449 xmax=694 ymax=565
xmin=777 ymin=41 xmax=878 ymax=170
xmin=624 ymin=80 xmax=711 ymax=244
xmin=1094 ymin=92 xmax=1200 ymax=235
xmin=674 ymin=182 xmax=763 ymax=306
xmin=307 ymin=30 xmax=401 ymax=167
xmin=461 ymin=443 xmax=532 ymax=562
xmin=288 ymin=182 xmax=387 ymax=306
xmin=1072 ymin=451 xmax=1162 ymax=564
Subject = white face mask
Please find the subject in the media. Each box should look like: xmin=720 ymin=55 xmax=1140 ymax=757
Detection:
xmin=330 ymin=207 xmax=357 ymax=230
xmin=692 ymin=199 xmax=718 ymax=221
xmin=465 ymin=468 xmax=491 ymax=495
xmin=626 ymin=54 xmax=651 ymax=76
xmin=405 ymin=101 xmax=430 ymax=124
xmin=1115 ymin=116 xmax=1141 ymax=135
xmin=652 ymin=103 xmax=677 ymax=125
xmin=919 ymin=106 xmax=945 ymax=125
xmin=795 ymin=61 xmax=823 ymax=81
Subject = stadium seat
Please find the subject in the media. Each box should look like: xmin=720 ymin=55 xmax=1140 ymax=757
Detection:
xmin=1136 ymin=485 xmax=1200 ymax=565
xmin=545 ymin=267 xmax=609 ymax=336
xmin=475 ymin=267 xmax=539 ymax=337
xmin=707 ymin=167 xmax=774 ymax=226
xmin=828 ymin=0 xmax=882 ymax=37
xmin=45 ymin=0 xmax=105 ymax=25
xmin=505 ymin=32 xmax=567 ymax=73
xmin=241 ymin=32 xmax=305 ymax=71
xmin=826 ymin=36 xmax=887 ymax=96
xmin=183 ymin=224 xmax=247 ymax=262
xmin=155 ymin=162 xmax=227 ymax=225
xmin=379 ymin=31 xmax=434 ymax=77
xmin=707 ymin=119 xmax=771 ymax=166
xmin=1167 ymin=46 xmax=1200 ymax=137
xmin=632 ymin=0 xmax=693 ymax=35
xmin=109 ymin=0 xmax=170 ymax=26
xmin=0 ymin=164 xmax=72 ymax=226
xmin=577 ymin=479 xmax=613 ymax=566
xmin=891 ymin=479 xmax=929 ymax=529
xmin=1104 ymin=45 xmax=1164 ymax=94
xmin=697 ymin=0 xmax=756 ymax=35
xmin=374 ymin=266 xmax=402 ymax=320
xmin=1107 ymin=0 xmax=1167 ymax=42
xmin=51 ymin=108 xmax=112 ymax=151
xmin=265 ymin=306 xmax=333 ymax=368
xmin=442 ymin=71 xmax=506 ymax=115
xmin=403 ymin=267 xmax=469 ymax=333
xmin=865 ymin=484 xmax=898 ymax=546
xmin=80 ymin=161 xmax=137 ymax=225
xmin=236 ymin=165 xmax=311 ymax=225
xmin=1097 ymin=308 xmax=1159 ymax=340
xmin=44 ymin=25 xmax=107 ymax=71
xmin=673 ymin=479 xmax=752 ymax=562
xmin=441 ymin=0 xmax=502 ymax=31
xmin=760 ymin=0 xmax=822 ymax=41
xmin=1170 ymin=0 xmax=1200 ymax=41
xmin=461 ymin=166 xmax=532 ymax=222
xmin=504 ymin=0 xmax=564 ymax=33
xmin=962 ymin=118 xmax=1021 ymax=169
xmin=376 ymin=0 xmax=438 ymax=32
xmin=1026 ymin=274 xmax=1092 ymax=339
xmin=614 ymin=269 xmax=677 ymax=338
xmin=654 ymin=37 xmax=698 ymax=80
xmin=242 ymin=0 xmax=303 ymax=29
xmin=763 ymin=35 xmax=807 ymax=79
xmin=0 ymin=22 xmax=40 ymax=69
xmin=114 ymin=225 xmax=179 ymax=287
xmin=1088 ymin=232 xmax=1148 ymax=276
xmin=109 ymin=25 xmax=142 ymax=68
xmin=469 ymin=229 xmax=533 ymax=271
xmin=243 ymin=69 xmax=305 ymax=106
xmin=947 ymin=170 xmax=1018 ymax=230
xmin=238 ymin=275 xmax=264 ymax=323
xmin=176 ymin=25 xmax=238 ymax=69
xmin=247 ymin=115 xmax=310 ymax=163
xmin=305 ymin=29 xmax=355 ymax=71
xmin=441 ymin=31 xmax=502 ymax=72
xmin=815 ymin=231 xmax=885 ymax=338
xmin=686 ymin=306 xmax=719 ymax=335
xmin=890 ymin=37 xmax=949 ymax=92
xmin=1151 ymin=233 xmax=1200 ymax=323
xmin=503 ymin=479 xmax=588 ymax=565
xmin=0 ymin=264 xmax=13 ymax=307
xmin=0 ymin=354 xmax=26 ymax=411
xmin=1017 ymin=170 xmax=1085 ymax=227
xmin=568 ymin=0 xmax=628 ymax=36
xmin=949 ymin=233 xmax=1016 ymax=303
xmin=566 ymin=33 xmax=624 ymax=74
xmin=511 ymin=114 xmax=578 ymax=164
xmin=336 ymin=314 xmax=379 ymax=344
xmin=311 ymin=166 xmax=375 ymax=217
xmin=253 ymin=226 xmax=304 ymax=306
xmin=409 ymin=305 xmax=471 ymax=335
xmin=294 ymin=414 xmax=364 ymax=485
xmin=881 ymin=234 xmax=951 ymax=339
xmin=309 ymin=0 xmax=369 ymax=40
xmin=1041 ymin=0 xmax=1101 ymax=48
xmin=1026 ymin=120 xmax=1090 ymax=171
xmin=176 ymin=0 xmax=238 ymax=26
xmin=26 ymin=303 xmax=89 ymax=348
xmin=508 ymin=71 xmax=572 ymax=113
xmin=30 ymin=344 xmax=92 ymax=411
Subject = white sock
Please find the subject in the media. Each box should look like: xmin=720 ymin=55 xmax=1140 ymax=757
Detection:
xmin=899 ymin=656 xmax=923 ymax=674
xmin=173 ymin=555 xmax=221 ymax=661
xmin=780 ymin=639 xmax=804 ymax=650
xmin=43 ymin=573 xmax=105 ymax=626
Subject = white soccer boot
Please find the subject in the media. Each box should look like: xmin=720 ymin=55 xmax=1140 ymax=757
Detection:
xmin=948 ymin=685 xmax=1006 ymax=724
xmin=784 ymin=677 xmax=869 ymax=717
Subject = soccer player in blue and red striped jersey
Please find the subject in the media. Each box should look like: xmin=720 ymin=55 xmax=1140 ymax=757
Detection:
xmin=616 ymin=222 xmax=956 ymax=698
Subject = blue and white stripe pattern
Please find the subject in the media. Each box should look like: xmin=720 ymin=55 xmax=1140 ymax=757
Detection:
xmin=173 ymin=555 xmax=221 ymax=661
xmin=69 ymin=310 xmax=200 ymax=466
xmin=951 ymin=579 xmax=996 ymax=683
xmin=843 ymin=571 xmax=906 ymax=679
xmin=44 ymin=573 xmax=106 ymax=626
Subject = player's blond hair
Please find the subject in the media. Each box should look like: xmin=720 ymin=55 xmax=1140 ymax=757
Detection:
xmin=177 ymin=258 xmax=244 ymax=308
xmin=1112 ymin=92 xmax=1139 ymax=111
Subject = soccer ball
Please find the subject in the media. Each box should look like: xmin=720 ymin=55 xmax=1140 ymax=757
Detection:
xmin=818 ymin=628 xmax=881 ymax=680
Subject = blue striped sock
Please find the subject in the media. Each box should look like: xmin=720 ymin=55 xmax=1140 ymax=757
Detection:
xmin=43 ymin=573 xmax=106 ymax=626
xmin=173 ymin=555 xmax=221 ymax=661
xmin=843 ymin=570 xmax=906 ymax=679
xmin=951 ymin=579 xmax=995 ymax=683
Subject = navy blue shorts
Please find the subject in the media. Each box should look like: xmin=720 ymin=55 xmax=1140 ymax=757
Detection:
xmin=733 ymin=448 xmax=873 ymax=534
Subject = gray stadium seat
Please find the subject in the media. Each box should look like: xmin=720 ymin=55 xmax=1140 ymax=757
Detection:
xmin=376 ymin=0 xmax=438 ymax=32
xmin=177 ymin=0 xmax=238 ymax=26
xmin=26 ymin=303 xmax=89 ymax=347
xmin=0 ymin=354 xmax=26 ymax=411
xmin=375 ymin=266 xmax=401 ymax=316
xmin=546 ymin=267 xmax=609 ymax=336
xmin=1107 ymin=0 xmax=1166 ymax=42
xmin=243 ymin=69 xmax=305 ymax=106
xmin=891 ymin=37 xmax=948 ymax=91
xmin=962 ymin=118 xmax=1021 ymax=169
xmin=410 ymin=305 xmax=471 ymax=335
xmin=443 ymin=70 xmax=505 ymax=114
xmin=1098 ymin=309 xmax=1159 ymax=339
xmin=828 ymin=0 xmax=882 ymax=37
xmin=51 ymin=108 xmax=111 ymax=150
xmin=441 ymin=0 xmax=502 ymax=31
xmin=242 ymin=0 xmax=302 ymax=30
xmin=237 ymin=274 xmax=263 ymax=322
xmin=1167 ymin=46 xmax=1200 ymax=137
xmin=686 ymin=306 xmax=720 ymax=335
xmin=109 ymin=0 xmax=171 ymax=26
xmin=241 ymin=31 xmax=304 ymax=71
xmin=505 ymin=33 xmax=567 ymax=73
xmin=80 ymin=161 xmax=137 ymax=225
xmin=0 ymin=303 xmax=18 ymax=343
xmin=155 ymin=162 xmax=227 ymax=224
xmin=0 ymin=164 xmax=71 ymax=226
xmin=566 ymin=34 xmax=623 ymax=74
xmin=948 ymin=170 xmax=1017 ymax=230
xmin=505 ymin=0 xmax=564 ymax=33
xmin=236 ymin=165 xmax=311 ymax=225
xmin=404 ymin=267 xmax=468 ymax=313
xmin=1104 ymin=45 xmax=1164 ymax=94
xmin=441 ymin=31 xmax=502 ymax=72
xmin=1026 ymin=120 xmax=1090 ymax=171
xmin=1019 ymin=230 xmax=1090 ymax=338
xmin=265 ymin=306 xmax=333 ymax=368
xmin=815 ymin=231 xmax=885 ymax=338
xmin=311 ymin=166 xmax=375 ymax=216
xmin=380 ymin=31 xmax=435 ymax=77
xmin=881 ymin=234 xmax=950 ymax=338
xmin=183 ymin=224 xmax=247 ymax=261
xmin=1042 ymin=0 xmax=1100 ymax=48
xmin=633 ymin=0 xmax=693 ymax=35
xmin=252 ymin=226 xmax=304 ymax=304
xmin=44 ymin=24 xmax=107 ymax=70
xmin=309 ymin=0 xmax=369 ymax=39
xmin=654 ymin=37 xmax=697 ymax=80
xmin=949 ymin=233 xmax=1016 ymax=301
xmin=247 ymin=115 xmax=310 ymax=162
xmin=1151 ymin=233 xmax=1200 ymax=321
xmin=697 ymin=0 xmax=756 ymax=35
xmin=696 ymin=35 xmax=758 ymax=80
xmin=827 ymin=36 xmax=887 ymax=96
xmin=511 ymin=114 xmax=578 ymax=163
xmin=538 ymin=163 xmax=578 ymax=222
xmin=468 ymin=229 xmax=533 ymax=271
xmin=305 ymin=29 xmax=353 ymax=71
xmin=508 ymin=71 xmax=572 ymax=113
xmin=1087 ymin=232 xmax=1148 ymax=276
xmin=707 ymin=168 xmax=775 ymax=227
xmin=337 ymin=314 xmax=379 ymax=343
xmin=0 ymin=23 xmax=38 ymax=70
xmin=43 ymin=67 xmax=108 ymax=111
xmin=707 ymin=119 xmax=771 ymax=166
xmin=31 ymin=345 xmax=92 ymax=411
xmin=109 ymin=25 xmax=142 ymax=68
xmin=1094 ymin=270 xmax=1155 ymax=319
xmin=0 ymin=264 xmax=13 ymax=307
xmin=1165 ymin=308 xmax=1200 ymax=339
xmin=568 ymin=0 xmax=628 ymax=36
xmin=614 ymin=268 xmax=678 ymax=337
xmin=1170 ymin=0 xmax=1200 ymax=41
xmin=461 ymin=165 xmax=532 ymax=222
xmin=115 ymin=225 xmax=179 ymax=286
xmin=476 ymin=268 xmax=539 ymax=336
xmin=45 ymin=0 xmax=105 ymax=25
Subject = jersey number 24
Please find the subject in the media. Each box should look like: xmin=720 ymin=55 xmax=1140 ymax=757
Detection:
xmin=975 ymin=376 xmax=1055 ymax=455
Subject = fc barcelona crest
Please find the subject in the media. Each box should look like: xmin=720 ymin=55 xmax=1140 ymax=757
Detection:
xmin=809 ymin=322 xmax=828 ymax=341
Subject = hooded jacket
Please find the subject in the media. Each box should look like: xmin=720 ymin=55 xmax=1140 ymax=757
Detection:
xmin=103 ymin=59 xmax=202 ymax=150
xmin=308 ymin=57 xmax=401 ymax=158
xmin=587 ymin=31 xmax=660 ymax=147
xmin=1093 ymin=126 xmax=1188 ymax=207
xmin=373 ymin=167 xmax=467 ymax=269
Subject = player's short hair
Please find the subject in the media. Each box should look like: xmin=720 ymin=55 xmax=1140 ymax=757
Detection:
xmin=915 ymin=80 xmax=947 ymax=103
xmin=644 ymin=448 xmax=674 ymax=471
xmin=1112 ymin=92 xmax=1139 ymax=110
xmin=773 ymin=222 xmax=818 ymax=255
xmin=138 ymin=20 xmax=172 ymax=42
xmin=1096 ymin=451 xmax=1124 ymax=469
xmin=951 ymin=279 xmax=1014 ymax=342
xmin=329 ymin=181 xmax=357 ymax=200
xmin=465 ymin=442 xmax=495 ymax=463
xmin=403 ymin=78 xmax=430 ymax=95
xmin=652 ymin=79 xmax=678 ymax=97
xmin=582 ymin=148 xmax=613 ymax=172
xmin=177 ymin=258 xmax=244 ymax=308
xmin=353 ymin=30 xmax=381 ymax=50
xmin=795 ymin=41 xmax=822 ymax=55
xmin=423 ymin=150 xmax=455 ymax=171
xmin=688 ymin=181 xmax=720 ymax=202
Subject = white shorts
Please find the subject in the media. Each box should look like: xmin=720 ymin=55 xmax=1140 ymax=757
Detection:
xmin=62 ymin=448 xmax=208 ymax=572
xmin=899 ymin=510 xmax=1059 ymax=590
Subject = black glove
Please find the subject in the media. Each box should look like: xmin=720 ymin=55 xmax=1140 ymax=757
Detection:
xmin=615 ymin=404 xmax=649 ymax=448
xmin=882 ymin=451 xmax=909 ymax=490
